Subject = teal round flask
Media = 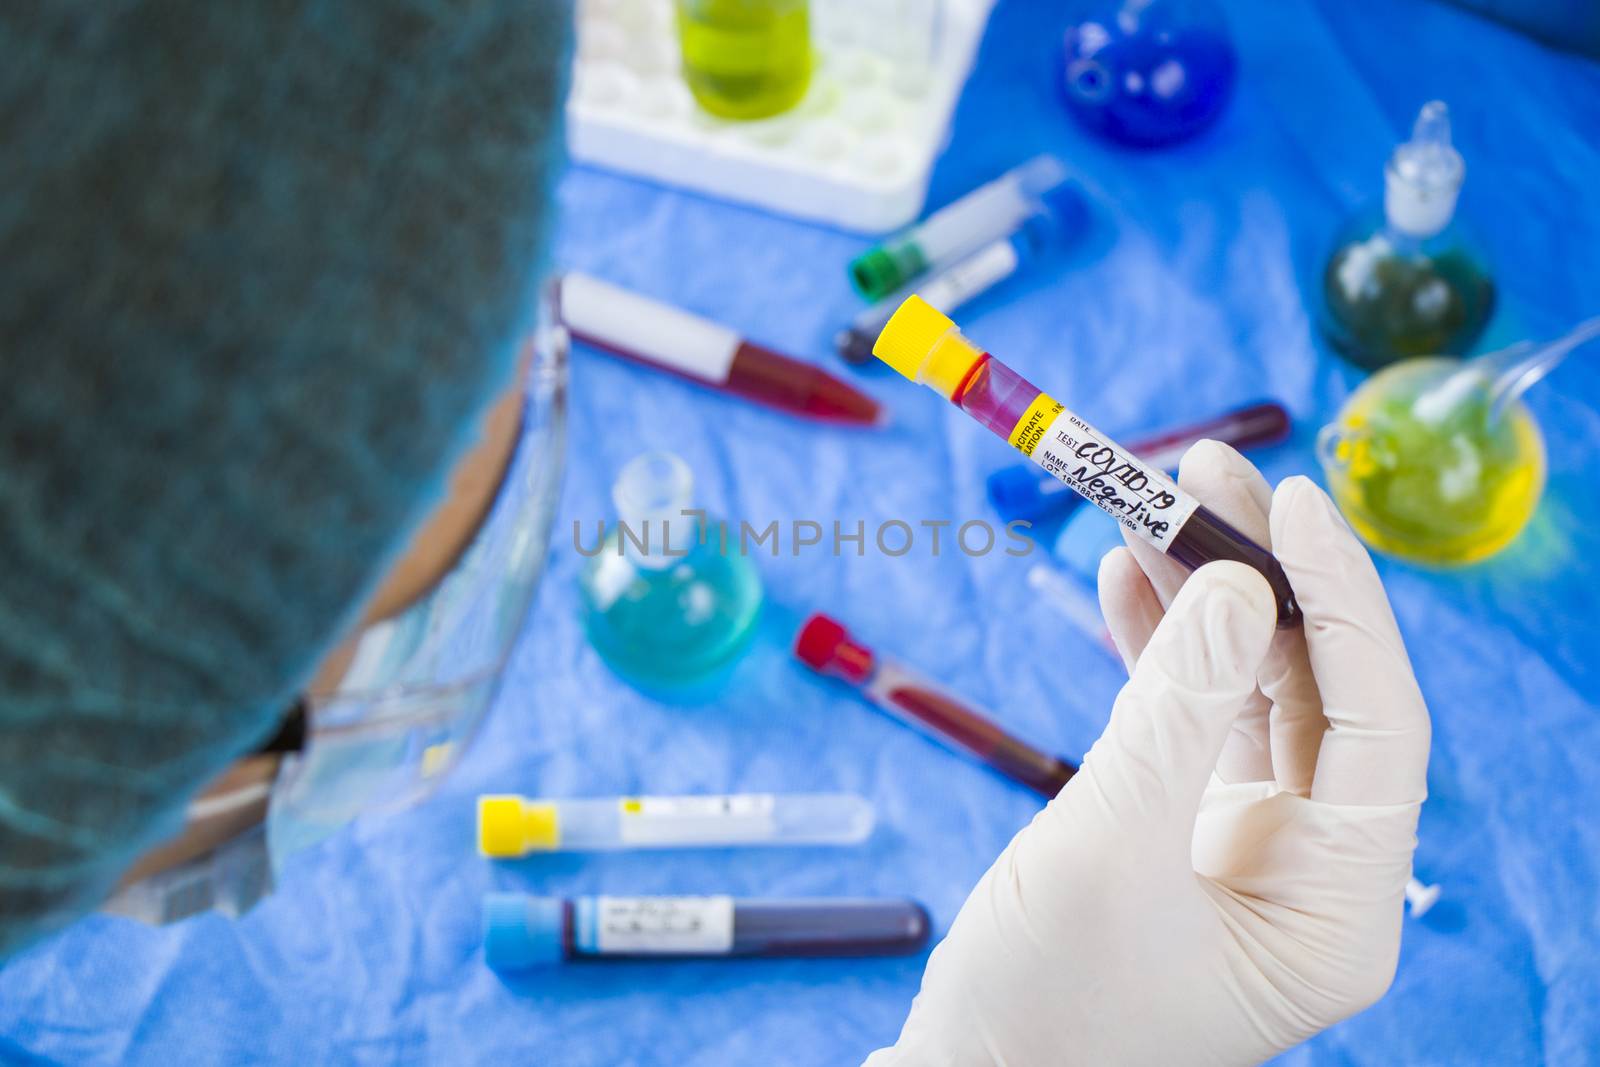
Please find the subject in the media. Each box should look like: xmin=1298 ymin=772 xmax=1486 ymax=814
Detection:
xmin=579 ymin=452 xmax=763 ymax=690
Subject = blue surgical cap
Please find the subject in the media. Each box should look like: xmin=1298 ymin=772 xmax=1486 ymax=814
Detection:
xmin=0 ymin=0 xmax=571 ymax=956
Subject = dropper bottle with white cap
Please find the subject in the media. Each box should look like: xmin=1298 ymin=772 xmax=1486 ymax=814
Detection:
xmin=1323 ymin=101 xmax=1495 ymax=371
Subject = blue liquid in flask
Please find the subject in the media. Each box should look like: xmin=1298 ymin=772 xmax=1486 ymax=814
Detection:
xmin=579 ymin=451 xmax=763 ymax=691
xmin=1060 ymin=0 xmax=1236 ymax=147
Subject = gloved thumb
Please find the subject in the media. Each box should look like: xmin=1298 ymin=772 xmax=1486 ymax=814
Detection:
xmin=1065 ymin=560 xmax=1277 ymax=845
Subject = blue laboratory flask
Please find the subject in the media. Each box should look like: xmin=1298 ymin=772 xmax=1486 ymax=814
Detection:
xmin=1060 ymin=0 xmax=1236 ymax=147
xmin=579 ymin=451 xmax=763 ymax=691
xmin=1323 ymin=101 xmax=1495 ymax=371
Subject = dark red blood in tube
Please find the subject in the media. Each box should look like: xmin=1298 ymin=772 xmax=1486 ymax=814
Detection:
xmin=725 ymin=342 xmax=884 ymax=425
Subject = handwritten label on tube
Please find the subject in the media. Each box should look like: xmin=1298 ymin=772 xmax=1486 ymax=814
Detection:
xmin=1028 ymin=406 xmax=1200 ymax=553
xmin=590 ymin=896 xmax=736 ymax=955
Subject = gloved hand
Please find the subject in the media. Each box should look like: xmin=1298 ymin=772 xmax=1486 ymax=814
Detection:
xmin=868 ymin=443 xmax=1430 ymax=1067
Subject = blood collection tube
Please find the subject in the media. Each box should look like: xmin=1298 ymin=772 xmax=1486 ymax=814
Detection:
xmin=483 ymin=893 xmax=931 ymax=968
xmin=560 ymin=273 xmax=883 ymax=425
xmin=837 ymin=185 xmax=1087 ymax=366
xmin=848 ymin=155 xmax=1070 ymax=301
xmin=794 ymin=613 xmax=1077 ymax=798
xmin=986 ymin=400 xmax=1292 ymax=523
xmin=476 ymin=792 xmax=874 ymax=857
xmin=874 ymin=297 xmax=1302 ymax=628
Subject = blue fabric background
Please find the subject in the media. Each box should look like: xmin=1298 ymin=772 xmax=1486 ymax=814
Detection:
xmin=3 ymin=0 xmax=1598 ymax=1062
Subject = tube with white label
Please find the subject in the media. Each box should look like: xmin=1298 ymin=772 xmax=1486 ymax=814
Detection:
xmin=476 ymin=792 xmax=875 ymax=857
xmin=482 ymin=893 xmax=931 ymax=967
xmin=985 ymin=400 xmax=1292 ymax=524
xmin=872 ymin=296 xmax=1301 ymax=628
xmin=559 ymin=273 xmax=883 ymax=425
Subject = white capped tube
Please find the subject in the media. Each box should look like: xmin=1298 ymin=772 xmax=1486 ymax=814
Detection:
xmin=560 ymin=272 xmax=742 ymax=384
xmin=477 ymin=792 xmax=875 ymax=857
xmin=1026 ymin=564 xmax=1118 ymax=657
xmin=848 ymin=155 xmax=1069 ymax=300
xmin=913 ymin=155 xmax=1067 ymax=267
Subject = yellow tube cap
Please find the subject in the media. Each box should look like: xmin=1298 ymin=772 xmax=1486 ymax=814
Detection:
xmin=477 ymin=795 xmax=561 ymax=857
xmin=873 ymin=295 xmax=956 ymax=383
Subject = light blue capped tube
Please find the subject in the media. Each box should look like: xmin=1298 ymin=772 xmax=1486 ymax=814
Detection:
xmin=483 ymin=893 xmax=931 ymax=968
xmin=1053 ymin=506 xmax=1128 ymax=580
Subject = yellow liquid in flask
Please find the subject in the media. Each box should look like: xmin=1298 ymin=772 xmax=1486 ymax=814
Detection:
xmin=1321 ymin=358 xmax=1546 ymax=566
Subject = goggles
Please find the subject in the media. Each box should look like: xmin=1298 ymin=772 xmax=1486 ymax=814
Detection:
xmin=106 ymin=292 xmax=569 ymax=925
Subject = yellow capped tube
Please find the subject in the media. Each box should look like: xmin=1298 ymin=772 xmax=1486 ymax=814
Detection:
xmin=869 ymin=298 xmax=1304 ymax=629
xmin=873 ymin=296 xmax=989 ymax=400
xmin=477 ymin=795 xmax=562 ymax=857
xmin=477 ymin=793 xmax=874 ymax=856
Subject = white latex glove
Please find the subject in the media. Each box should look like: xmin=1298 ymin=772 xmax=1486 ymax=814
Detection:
xmin=868 ymin=443 xmax=1430 ymax=1067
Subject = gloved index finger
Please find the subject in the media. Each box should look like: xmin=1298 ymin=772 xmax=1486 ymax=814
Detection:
xmin=1269 ymin=477 xmax=1430 ymax=807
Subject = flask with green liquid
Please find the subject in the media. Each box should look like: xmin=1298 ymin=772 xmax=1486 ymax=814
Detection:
xmin=1318 ymin=317 xmax=1598 ymax=565
xmin=1322 ymin=101 xmax=1495 ymax=371
xmin=676 ymin=0 xmax=812 ymax=120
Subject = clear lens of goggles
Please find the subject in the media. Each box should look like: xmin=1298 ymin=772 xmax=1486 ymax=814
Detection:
xmin=105 ymin=293 xmax=569 ymax=925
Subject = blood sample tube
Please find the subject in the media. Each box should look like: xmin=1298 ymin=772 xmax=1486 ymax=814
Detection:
xmin=482 ymin=893 xmax=931 ymax=968
xmin=874 ymin=297 xmax=1302 ymax=628
xmin=986 ymin=400 xmax=1291 ymax=523
xmin=476 ymin=792 xmax=875 ymax=857
xmin=794 ymin=613 xmax=1077 ymax=798
xmin=560 ymin=273 xmax=883 ymax=425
